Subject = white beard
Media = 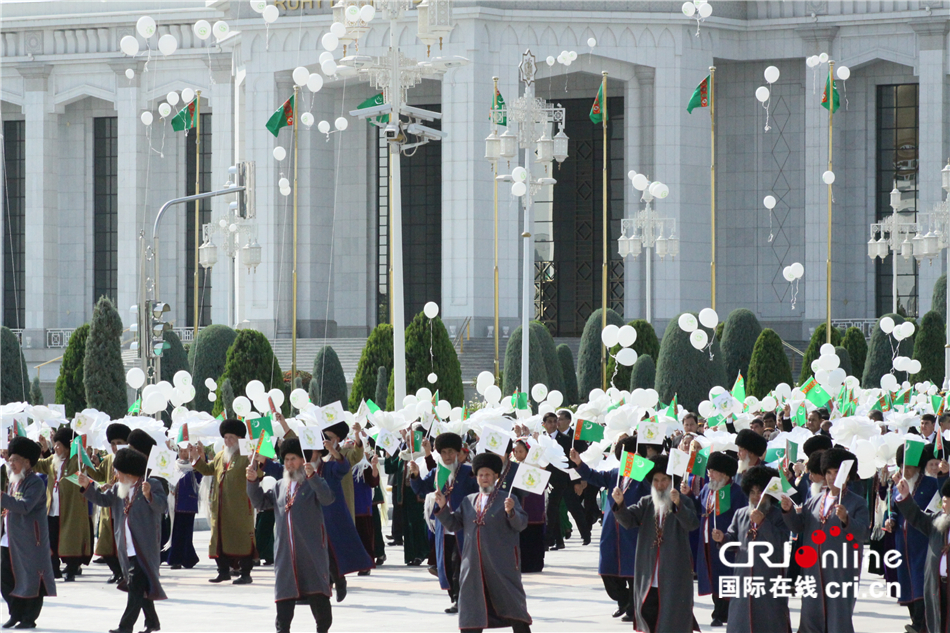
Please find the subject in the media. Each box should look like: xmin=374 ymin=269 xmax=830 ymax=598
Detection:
xmin=283 ymin=468 xmax=305 ymax=486
xmin=810 ymin=481 xmax=825 ymax=498
xmin=116 ymin=481 xmax=131 ymax=499
xmin=755 ymin=497 xmax=772 ymax=514
xmin=934 ymin=513 xmax=950 ymax=534
xmin=708 ymin=479 xmax=725 ymax=492
xmin=8 ymin=471 xmax=24 ymax=485
xmin=223 ymin=444 xmax=238 ymax=463
xmin=479 ymin=484 xmax=495 ymax=495
xmin=52 ymin=454 xmax=64 ymax=474
xmin=738 ymin=457 xmax=750 ymax=474
xmin=651 ymin=487 xmax=672 ymax=519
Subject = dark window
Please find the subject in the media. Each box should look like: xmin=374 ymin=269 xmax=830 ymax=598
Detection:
xmin=185 ymin=113 xmax=212 ymax=327
xmin=2 ymin=120 xmax=25 ymax=328
xmin=875 ymin=84 xmax=918 ymax=317
xmin=376 ymin=129 xmax=390 ymax=326
xmin=94 ymin=117 xmax=118 ymax=306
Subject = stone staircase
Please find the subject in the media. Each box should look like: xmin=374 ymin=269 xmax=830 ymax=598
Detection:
xmin=452 ymin=335 xmax=583 ymax=383
xmin=270 ymin=339 xmax=368 ymax=383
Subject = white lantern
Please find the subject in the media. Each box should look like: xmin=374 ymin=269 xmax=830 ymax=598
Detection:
xmin=618 ymin=235 xmax=631 ymax=258
xmin=890 ymin=187 xmax=902 ymax=210
xmin=655 ymin=236 xmax=668 ymax=259
xmin=535 ymin=133 xmax=553 ymax=163
xmin=242 ymin=238 xmax=262 ymax=272
xmin=922 ymin=232 xmax=938 ymax=258
xmin=499 ymin=130 xmax=517 ymax=159
xmin=199 ymin=239 xmax=218 ymax=268
xmin=417 ymin=0 xmax=453 ymax=54
xmin=942 ymin=160 xmax=950 ymax=193
xmin=912 ymin=233 xmax=924 ymax=261
xmin=901 ymin=236 xmax=913 ymax=260
xmin=867 ymin=237 xmax=877 ymax=260
xmin=484 ymin=130 xmax=500 ymax=162
xmin=553 ymin=129 xmax=569 ymax=164
xmin=877 ymin=237 xmax=890 ymax=259
xmin=667 ymin=235 xmax=680 ymax=258
xmin=627 ymin=235 xmax=642 ymax=259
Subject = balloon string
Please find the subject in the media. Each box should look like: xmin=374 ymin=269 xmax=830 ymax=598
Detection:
xmin=763 ymin=94 xmax=771 ymax=132
xmin=768 ymin=208 xmax=774 ymax=243
xmin=609 ymin=352 xmax=619 ymax=388
xmin=841 ymin=80 xmax=849 ymax=111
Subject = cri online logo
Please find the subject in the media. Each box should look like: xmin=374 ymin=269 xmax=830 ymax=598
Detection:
xmin=795 ymin=526 xmax=859 ymax=568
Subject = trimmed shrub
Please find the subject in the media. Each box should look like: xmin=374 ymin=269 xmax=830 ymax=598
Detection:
xmin=747 ymin=329 xmax=793 ymax=399
xmin=502 ymin=323 xmax=549 ymax=398
xmin=834 ymin=346 xmax=853 ymax=377
xmin=933 ymin=274 xmax=947 ymax=324
xmin=556 ymin=344 xmax=579 ymax=406
xmin=720 ymin=309 xmax=763 ymax=385
xmin=912 ymin=310 xmax=945 ymax=386
xmin=220 ymin=378 xmax=235 ymax=419
xmin=212 ymin=329 xmax=288 ymax=416
xmin=862 ymin=313 xmax=914 ymax=389
xmin=30 ymin=376 xmax=44 ymax=406
xmin=0 ymin=327 xmax=29 ymax=405
xmin=841 ymin=327 xmax=868 ymax=380
xmin=309 ymin=346 xmax=348 ymax=409
xmin=55 ymin=323 xmax=89 ymax=417
xmin=629 ymin=354 xmax=656 ymax=391
xmin=387 ymin=312 xmax=463 ymax=409
xmin=375 ymin=366 xmax=389 ymax=409
xmin=187 ymin=324 xmax=237 ymax=415
xmin=799 ymin=323 xmax=843 ymax=384
xmin=159 ymin=330 xmax=189 ymax=384
xmin=83 ymin=297 xmax=127 ymax=419
xmin=533 ymin=322 xmax=563 ymax=396
xmin=606 ymin=319 xmax=660 ymax=391
xmin=284 ymin=370 xmax=312 ymax=392
xmin=349 ymin=323 xmax=393 ymax=411
xmin=577 ymin=308 xmax=625 ymax=400
xmin=715 ymin=323 xmax=724 ymax=342
xmin=654 ymin=313 xmax=728 ymax=412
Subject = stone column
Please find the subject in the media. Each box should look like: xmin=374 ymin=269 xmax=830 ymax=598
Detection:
xmin=18 ymin=64 xmax=58 ymax=345
xmin=207 ymin=54 xmax=234 ymax=328
xmin=623 ymin=69 xmax=643 ymax=321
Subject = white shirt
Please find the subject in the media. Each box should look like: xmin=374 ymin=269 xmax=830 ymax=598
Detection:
xmin=823 ymin=492 xmax=836 ymax=517
xmin=942 ymin=530 xmax=949 ymax=578
xmin=652 ymin=511 xmax=667 ymax=587
xmin=477 ymin=493 xmax=489 ymax=513
xmin=49 ymin=465 xmax=61 ymax=517
xmin=0 ymin=480 xmax=15 ymax=548
xmin=125 ymin=515 xmax=136 ymax=557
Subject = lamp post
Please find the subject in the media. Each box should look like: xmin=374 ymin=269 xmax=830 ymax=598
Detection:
xmin=487 ymin=49 xmax=568 ymax=395
xmin=939 ymin=160 xmax=950 ymax=383
xmin=867 ymin=183 xmax=930 ymax=314
xmin=342 ymin=0 xmax=465 ymax=406
xmin=618 ymin=173 xmax=675 ymax=324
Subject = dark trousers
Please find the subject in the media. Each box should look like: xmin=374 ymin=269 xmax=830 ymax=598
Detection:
xmin=216 ymin=555 xmax=253 ymax=578
xmin=46 ymin=516 xmax=82 ymax=575
xmin=443 ymin=535 xmax=461 ymax=603
xmin=464 ymin=622 xmax=530 ymax=633
xmin=906 ymin=599 xmax=924 ymax=630
xmin=544 ymin=481 xmax=590 ymax=546
xmin=371 ymin=505 xmax=386 ymax=559
xmin=276 ymin=594 xmax=332 ymax=633
xmin=641 ymin=587 xmax=660 ymax=633
xmin=118 ymin=556 xmax=159 ymax=632
xmin=103 ymin=555 xmax=123 ymax=579
xmin=390 ymin=500 xmax=404 ymax=542
xmin=1 ymin=548 xmax=44 ymax=626
xmin=163 ymin=512 xmax=199 ymax=568
xmin=255 ymin=509 xmax=276 ymax=564
xmin=712 ymin=595 xmax=730 ymax=622
xmin=602 ymin=575 xmax=633 ymax=615
xmin=582 ymin=483 xmax=602 ymax=526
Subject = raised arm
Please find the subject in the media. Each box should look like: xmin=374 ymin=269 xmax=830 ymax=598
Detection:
xmin=672 ymin=490 xmax=700 ymax=531
xmin=506 ymin=496 xmax=528 ymax=532
xmin=1 ymin=478 xmax=46 ymax=515
xmin=307 ymin=472 xmax=335 ymax=506
xmin=191 ymin=447 xmax=216 ymax=477
xmin=82 ymin=480 xmax=117 ymax=508
xmin=613 ymin=498 xmax=647 ymax=530
xmin=896 ymin=494 xmax=933 ymax=537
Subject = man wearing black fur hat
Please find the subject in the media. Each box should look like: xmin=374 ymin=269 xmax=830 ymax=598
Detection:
xmin=781 ymin=448 xmax=869 ymax=633
xmin=435 ymin=452 xmax=532 ymax=633
xmin=188 ymin=419 xmax=257 ymax=584
xmin=247 ymin=437 xmax=335 ymax=633
xmin=1 ymin=437 xmax=57 ymax=629
xmin=78 ymin=447 xmax=167 ymax=633
xmin=612 ymin=454 xmax=700 ymax=633
xmin=91 ymin=423 xmax=131 ymax=584
xmin=734 ymin=429 xmax=767 ymax=484
xmin=410 ymin=432 xmax=477 ymax=614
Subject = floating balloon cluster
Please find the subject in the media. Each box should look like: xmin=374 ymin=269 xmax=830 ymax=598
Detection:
xmin=678 ymin=309 xmax=718 ymax=357
xmin=755 ymin=65 xmax=780 ymax=131
xmin=682 ymin=0 xmax=713 ymax=36
xmin=782 ymin=262 xmax=804 ymax=310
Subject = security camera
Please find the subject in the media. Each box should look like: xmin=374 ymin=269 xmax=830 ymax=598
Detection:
xmin=349 ymin=103 xmax=392 ymax=119
xmin=406 ymin=123 xmax=446 ymax=141
xmin=400 ymin=104 xmax=442 ymax=121
xmin=384 ymin=123 xmax=400 ymax=140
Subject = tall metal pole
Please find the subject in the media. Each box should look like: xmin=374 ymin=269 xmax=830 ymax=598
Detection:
xmin=193 ymin=91 xmax=202 ymax=339
xmin=646 ymin=246 xmax=652 ymax=324
xmin=826 ymin=61 xmax=834 ymax=345
xmin=520 ymin=80 xmax=534 ymax=397
xmin=493 ymin=76 xmax=500 ymax=382
xmin=709 ymin=67 xmax=717 ymax=311
xmin=390 ymin=18 xmax=407 ymax=406
xmin=292 ymin=86 xmax=299 ymax=384
xmin=600 ymin=71 xmax=609 ymax=391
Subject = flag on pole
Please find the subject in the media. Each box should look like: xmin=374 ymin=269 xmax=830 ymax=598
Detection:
xmin=687 ymin=75 xmax=710 ymax=113
xmin=491 ymin=86 xmax=507 ymax=126
xmin=357 ymin=92 xmax=388 ymax=124
xmin=128 ymin=399 xmax=142 ymax=415
xmin=589 ymin=82 xmax=608 ymax=124
xmin=255 ymin=430 xmax=277 ymax=460
xmin=436 ymin=462 xmax=452 ymax=490
xmin=871 ymin=393 xmax=891 ymax=413
xmin=412 ymin=429 xmax=424 ymax=453
xmin=778 ymin=468 xmax=797 ymax=497
xmin=688 ymin=447 xmax=710 ymax=477
xmin=731 ymin=373 xmax=746 ymax=403
xmin=510 ymin=463 xmax=551 ymax=495
xmin=366 ymin=399 xmax=381 ymax=415
xmin=792 ymin=403 xmax=807 ymax=427
xmin=933 ymin=394 xmax=946 ymax=416
xmin=715 ymin=487 xmax=731 ymax=515
xmin=70 ymin=435 xmax=95 ymax=470
xmin=800 ymin=376 xmax=831 ymax=407
xmin=246 ymin=416 xmax=274 ymax=440
xmin=513 ymin=391 xmax=529 ymax=411
xmin=821 ymin=75 xmax=840 ymax=113
xmin=176 ymin=423 xmax=190 ymax=446
xmin=12 ymin=417 xmax=26 ymax=438
xmin=171 ymin=98 xmax=198 ymax=132
xmin=903 ymin=437 xmax=925 ymax=468
xmin=266 ymin=94 xmax=295 ymax=137
xmin=573 ymin=420 xmax=605 ymax=443
xmin=618 ymin=449 xmax=653 ymax=481
xmin=664 ymin=395 xmax=678 ymax=420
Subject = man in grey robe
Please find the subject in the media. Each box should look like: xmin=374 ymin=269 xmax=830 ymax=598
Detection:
xmin=79 ymin=447 xmax=167 ymax=633
xmin=246 ymin=438 xmax=335 ymax=633
xmin=611 ymin=454 xmax=700 ymax=633
xmin=781 ymin=448 xmax=869 ymax=633
xmin=1 ymin=437 xmax=56 ymax=629
xmin=435 ymin=452 xmax=532 ymax=633
xmin=712 ymin=465 xmax=791 ymax=633
xmin=895 ymin=475 xmax=950 ymax=633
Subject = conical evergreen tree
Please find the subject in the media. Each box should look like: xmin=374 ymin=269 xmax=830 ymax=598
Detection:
xmin=654 ymin=313 xmax=727 ymax=411
xmin=0 ymin=327 xmax=29 ymax=405
xmin=309 ymin=346 xmax=348 ymax=409
xmin=55 ymin=323 xmax=89 ymax=417
xmin=720 ymin=309 xmax=763 ymax=385
xmin=556 ymin=344 xmax=579 ymax=406
xmin=187 ymin=324 xmax=237 ymax=414
xmin=577 ymin=308 xmax=625 ymax=400
xmin=83 ymin=296 xmax=127 ymax=418
xmin=350 ymin=324 xmax=393 ymax=411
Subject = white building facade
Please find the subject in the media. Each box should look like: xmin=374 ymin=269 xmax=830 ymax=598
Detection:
xmin=2 ymin=0 xmax=948 ymax=377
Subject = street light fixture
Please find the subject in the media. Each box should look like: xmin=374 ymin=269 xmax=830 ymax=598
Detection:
xmin=867 ymin=181 xmax=922 ymax=313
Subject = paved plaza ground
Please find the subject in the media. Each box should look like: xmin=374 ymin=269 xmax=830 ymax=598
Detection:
xmin=17 ymin=519 xmax=910 ymax=633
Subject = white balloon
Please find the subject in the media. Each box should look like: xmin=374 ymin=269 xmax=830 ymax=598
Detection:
xmin=678 ymin=313 xmax=698 ymax=333
xmin=790 ymin=262 xmax=804 ymax=279
xmin=143 ymin=392 xmax=167 ymax=415
xmin=126 ymin=367 xmax=146 ymax=389
xmin=511 ymin=182 xmax=527 ymax=197
xmin=435 ymin=400 xmax=450 ymax=419
xmin=267 ymin=388 xmax=285 ymax=409
xmin=900 ymin=321 xmax=915 ymax=338
xmin=477 ymin=371 xmax=494 ymax=388
xmin=783 ymin=266 xmax=795 ymax=282
xmin=246 ymin=380 xmax=266 ymax=400
xmin=690 ymin=329 xmax=708 ymax=350
xmin=880 ymin=373 xmax=899 ymax=392
xmin=423 ymin=301 xmax=439 ymax=319
xmin=232 ymin=396 xmax=252 ymax=417
xmin=359 ymin=4 xmax=376 ymax=21
xmin=328 ymin=22 xmax=347 ymax=39
xmin=124 ymin=69 xmax=136 ymax=81
xmin=207 ymin=392 xmax=218 ymax=403
xmin=181 ymin=88 xmax=195 ymax=103
xmin=345 ymin=4 xmax=360 ymax=22
xmin=250 ymin=0 xmax=267 ymax=13
xmin=166 ymin=91 xmax=179 ymax=106
xmin=822 ymin=170 xmax=835 ymax=185
xmin=761 ymin=396 xmax=777 ymax=411
xmin=120 ymin=36 xmax=140 ymax=56
xmin=682 ymin=1 xmax=697 ymax=16
xmin=764 ymin=66 xmax=780 ymax=84
xmin=158 ymin=34 xmax=177 ymax=56
xmin=879 ymin=316 xmax=895 ymax=334
xmin=278 ymin=177 xmax=290 ymax=189
xmin=829 ymin=368 xmax=847 ymax=386
xmin=698 ymin=400 xmax=714 ymax=418
xmin=402 ymin=395 xmax=418 ymax=410
xmin=643 ymin=389 xmax=660 ymax=408
xmin=158 ymin=103 xmax=171 ymax=118
xmin=512 ymin=166 xmax=528 ymax=182
xmin=893 ymin=328 xmax=906 ymax=342
xmin=136 ymin=16 xmax=156 ymax=39
xmin=909 ymin=360 xmax=922 ymax=375
xmin=213 ymin=21 xmax=230 ymax=41
xmin=601 ymin=324 xmax=620 ymax=348
xmin=140 ymin=111 xmax=153 ymax=126
xmin=650 ymin=182 xmax=670 ymax=199
xmin=280 ymin=187 xmax=291 ymax=197
xmin=821 ymin=354 xmax=840 ymax=371
xmin=763 ymin=195 xmax=776 ymax=210
xmin=698 ymin=2 xmax=712 ymax=18
xmin=546 ymin=56 xmax=556 ymax=66
xmin=811 ymin=360 xmax=822 ymax=374
xmin=632 ymin=173 xmax=649 ymax=191
xmin=531 ymin=384 xmax=548 ymax=403
xmin=173 ymin=370 xmax=192 ymax=389
xmin=485 ymin=385 xmax=502 ymax=405
xmin=293 ymin=66 xmax=310 ymax=86
xmin=205 ymin=377 xmax=218 ymax=391
xmin=334 ymin=116 xmax=348 ymax=131
xmin=617 ymin=325 xmax=637 ymax=348
xmin=194 ymin=20 xmax=212 ymax=40
xmin=820 ymin=343 xmax=835 ymax=356
xmin=617 ymin=348 xmax=638 ymax=367
xmin=322 ymin=33 xmax=339 ymax=52
xmin=547 ymin=390 xmax=563 ymax=408
xmin=893 ymin=357 xmax=909 ymax=372
xmin=289 ymin=388 xmax=309 ymax=409
xmin=262 ymin=5 xmax=279 ymax=23
xmin=300 ymin=112 xmax=314 ymax=127
xmin=806 ymin=55 xmax=820 ymax=68
xmin=317 ymin=120 xmax=331 ymax=134
xmin=818 ymin=52 xmax=829 ymax=63
xmin=699 ymin=307 xmax=718 ymax=329
xmin=273 ymin=146 xmax=286 ymax=161
xmin=307 ymin=73 xmax=324 ymax=93
xmin=836 ymin=66 xmax=850 ymax=81
xmin=755 ymin=86 xmax=770 ymax=103
xmin=587 ymin=37 xmax=597 ymax=47
xmin=321 ymin=59 xmax=337 ymax=76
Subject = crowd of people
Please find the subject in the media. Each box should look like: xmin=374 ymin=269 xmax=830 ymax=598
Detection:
xmin=1 ymin=395 xmax=947 ymax=633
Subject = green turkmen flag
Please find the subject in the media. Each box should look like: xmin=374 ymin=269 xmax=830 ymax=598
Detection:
xmin=492 ymin=86 xmax=507 ymax=126
xmin=246 ymin=415 xmax=274 ymax=440
xmin=366 ymin=399 xmax=381 ymax=415
xmin=171 ymin=98 xmax=198 ymax=132
xmin=128 ymin=398 xmax=141 ymax=415
xmin=687 ymin=75 xmax=710 ymax=114
xmin=589 ymin=82 xmax=607 ymax=124
xmin=731 ymin=373 xmax=746 ymax=404
xmin=412 ymin=429 xmax=424 ymax=453
xmin=70 ymin=435 xmax=95 ymax=470
xmin=792 ymin=404 xmax=807 ymax=427
xmin=821 ymin=75 xmax=840 ymax=113
xmin=664 ymin=395 xmax=678 ymax=420
xmin=255 ymin=430 xmax=277 ymax=459
xmin=573 ymin=420 xmax=605 ymax=443
xmin=904 ymin=438 xmax=925 ymax=468
xmin=800 ymin=376 xmax=831 ymax=407
xmin=437 ymin=462 xmax=452 ymax=490
xmin=688 ymin=447 xmax=710 ymax=477
xmin=765 ymin=447 xmax=786 ymax=463
xmin=513 ymin=391 xmax=529 ymax=410
xmin=357 ymin=93 xmax=388 ymax=124
xmin=266 ymin=94 xmax=295 ymax=137
xmin=778 ymin=468 xmax=796 ymax=495
xmin=715 ymin=487 xmax=731 ymax=515
xmin=934 ymin=395 xmax=947 ymax=416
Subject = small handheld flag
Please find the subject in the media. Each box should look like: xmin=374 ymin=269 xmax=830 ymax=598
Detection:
xmin=510 ymin=463 xmax=551 ymax=496
xmin=715 ymin=487 xmax=731 ymax=515
xmin=800 ymin=377 xmax=831 ymax=408
xmin=731 ymin=373 xmax=746 ymax=403
xmin=574 ymin=420 xmax=605 ymax=443
xmin=688 ymin=447 xmax=710 ymax=478
xmin=255 ymin=430 xmax=277 ymax=460
xmin=70 ymin=435 xmax=95 ymax=471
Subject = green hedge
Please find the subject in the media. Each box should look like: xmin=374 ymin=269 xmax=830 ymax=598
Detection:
xmin=834 ymin=346 xmax=853 ymax=377
xmin=83 ymin=296 xmax=127 ymax=419
xmin=30 ymin=376 xmax=44 ymax=406
xmin=720 ymin=309 xmax=763 ymax=385
xmin=934 ymin=274 xmax=947 ymax=324
xmin=212 ymin=329 xmax=288 ymax=416
xmin=606 ymin=319 xmax=660 ymax=390
xmin=502 ymin=322 xmax=549 ymax=398
xmin=799 ymin=323 xmax=843 ymax=384
xmin=556 ymin=344 xmax=579 ymax=406
xmin=747 ymin=328 xmax=793 ymax=399
xmin=375 ymin=366 xmax=389 ymax=409
xmin=309 ymin=346 xmax=348 ymax=409
xmin=629 ymin=354 xmax=656 ymax=391
xmin=577 ymin=308 xmax=625 ymax=400
xmin=187 ymin=324 xmax=237 ymax=414
xmin=55 ymin=323 xmax=89 ymax=416
xmin=159 ymin=330 xmax=189 ymax=384
xmin=912 ymin=310 xmax=945 ymax=386
xmin=387 ymin=312 xmax=463 ymax=409
xmin=349 ymin=323 xmax=393 ymax=411
xmin=654 ymin=313 xmax=727 ymax=411
xmin=841 ymin=327 xmax=868 ymax=380
xmin=0 ymin=327 xmax=29 ymax=405
xmin=861 ymin=313 xmax=914 ymax=389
